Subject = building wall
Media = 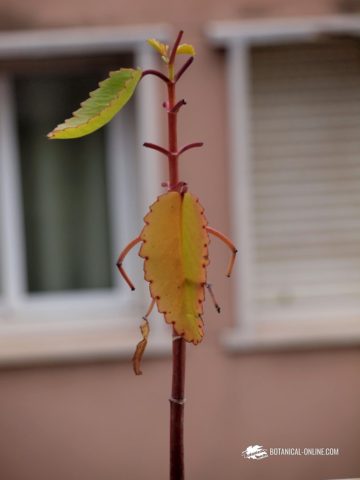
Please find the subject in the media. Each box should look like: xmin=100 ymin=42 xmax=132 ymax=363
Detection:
xmin=0 ymin=0 xmax=360 ymax=479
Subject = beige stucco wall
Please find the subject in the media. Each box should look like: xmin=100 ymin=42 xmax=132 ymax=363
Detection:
xmin=0 ymin=348 xmax=359 ymax=479
xmin=0 ymin=0 xmax=360 ymax=479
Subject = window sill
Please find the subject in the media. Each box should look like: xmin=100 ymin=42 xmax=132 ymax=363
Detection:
xmin=0 ymin=320 xmax=171 ymax=367
xmin=222 ymin=319 xmax=360 ymax=353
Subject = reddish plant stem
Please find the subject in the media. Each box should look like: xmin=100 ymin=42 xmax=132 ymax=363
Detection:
xmin=169 ymin=30 xmax=184 ymax=65
xmin=141 ymin=69 xmax=169 ymax=84
xmin=174 ymin=57 xmax=194 ymax=83
xmin=167 ymin=33 xmax=186 ymax=480
xmin=167 ymin=81 xmax=179 ymax=190
xmin=143 ymin=142 xmax=170 ymax=157
xmin=170 ymin=337 xmax=186 ymax=480
xmin=178 ymin=142 xmax=204 ymax=156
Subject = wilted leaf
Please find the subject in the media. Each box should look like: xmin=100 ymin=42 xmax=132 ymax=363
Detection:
xmin=176 ymin=43 xmax=196 ymax=56
xmin=139 ymin=192 xmax=209 ymax=344
xmin=48 ymin=68 xmax=142 ymax=139
xmin=132 ymin=318 xmax=150 ymax=375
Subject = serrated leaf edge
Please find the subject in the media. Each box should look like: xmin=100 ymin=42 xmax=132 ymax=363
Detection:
xmin=48 ymin=68 xmax=141 ymax=139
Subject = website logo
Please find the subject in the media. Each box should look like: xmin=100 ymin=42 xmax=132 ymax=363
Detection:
xmin=242 ymin=445 xmax=269 ymax=460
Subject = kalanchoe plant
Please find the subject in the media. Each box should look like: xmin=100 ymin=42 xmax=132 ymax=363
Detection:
xmin=48 ymin=30 xmax=237 ymax=480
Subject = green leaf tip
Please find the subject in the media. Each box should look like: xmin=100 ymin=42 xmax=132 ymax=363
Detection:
xmin=48 ymin=67 xmax=142 ymax=139
xmin=147 ymin=38 xmax=169 ymax=60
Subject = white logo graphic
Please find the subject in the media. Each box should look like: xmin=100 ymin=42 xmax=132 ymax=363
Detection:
xmin=242 ymin=445 xmax=269 ymax=460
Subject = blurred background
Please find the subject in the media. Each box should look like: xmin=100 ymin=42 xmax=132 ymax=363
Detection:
xmin=0 ymin=0 xmax=360 ymax=479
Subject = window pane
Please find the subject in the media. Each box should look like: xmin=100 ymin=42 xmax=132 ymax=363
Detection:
xmin=15 ymin=74 xmax=113 ymax=292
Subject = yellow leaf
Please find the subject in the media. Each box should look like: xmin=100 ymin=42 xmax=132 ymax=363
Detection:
xmin=147 ymin=38 xmax=169 ymax=58
xmin=139 ymin=192 xmax=209 ymax=344
xmin=176 ymin=43 xmax=196 ymax=56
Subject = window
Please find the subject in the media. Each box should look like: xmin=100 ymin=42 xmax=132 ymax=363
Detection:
xmin=251 ymin=39 xmax=360 ymax=322
xmin=208 ymin=16 xmax=360 ymax=349
xmin=17 ymin=72 xmax=113 ymax=293
xmin=0 ymin=27 xmax=168 ymax=362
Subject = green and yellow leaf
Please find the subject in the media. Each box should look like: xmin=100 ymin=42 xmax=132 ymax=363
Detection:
xmin=139 ymin=192 xmax=209 ymax=344
xmin=48 ymin=68 xmax=142 ymax=139
xmin=176 ymin=43 xmax=196 ymax=56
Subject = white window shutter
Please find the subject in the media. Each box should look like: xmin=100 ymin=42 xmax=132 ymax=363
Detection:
xmin=250 ymin=40 xmax=360 ymax=321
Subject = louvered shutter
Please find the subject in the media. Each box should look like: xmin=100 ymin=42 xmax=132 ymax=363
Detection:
xmin=250 ymin=40 xmax=360 ymax=321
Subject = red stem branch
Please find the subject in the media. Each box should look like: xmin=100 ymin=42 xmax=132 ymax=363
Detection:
xmin=170 ymin=99 xmax=187 ymax=114
xmin=175 ymin=57 xmax=194 ymax=83
xmin=169 ymin=30 xmax=184 ymax=65
xmin=178 ymin=142 xmax=204 ymax=156
xmin=143 ymin=142 xmax=170 ymax=157
xmin=141 ymin=69 xmax=169 ymax=84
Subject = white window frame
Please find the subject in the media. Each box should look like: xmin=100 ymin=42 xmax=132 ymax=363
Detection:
xmin=207 ymin=15 xmax=360 ymax=351
xmin=0 ymin=25 xmax=172 ymax=363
